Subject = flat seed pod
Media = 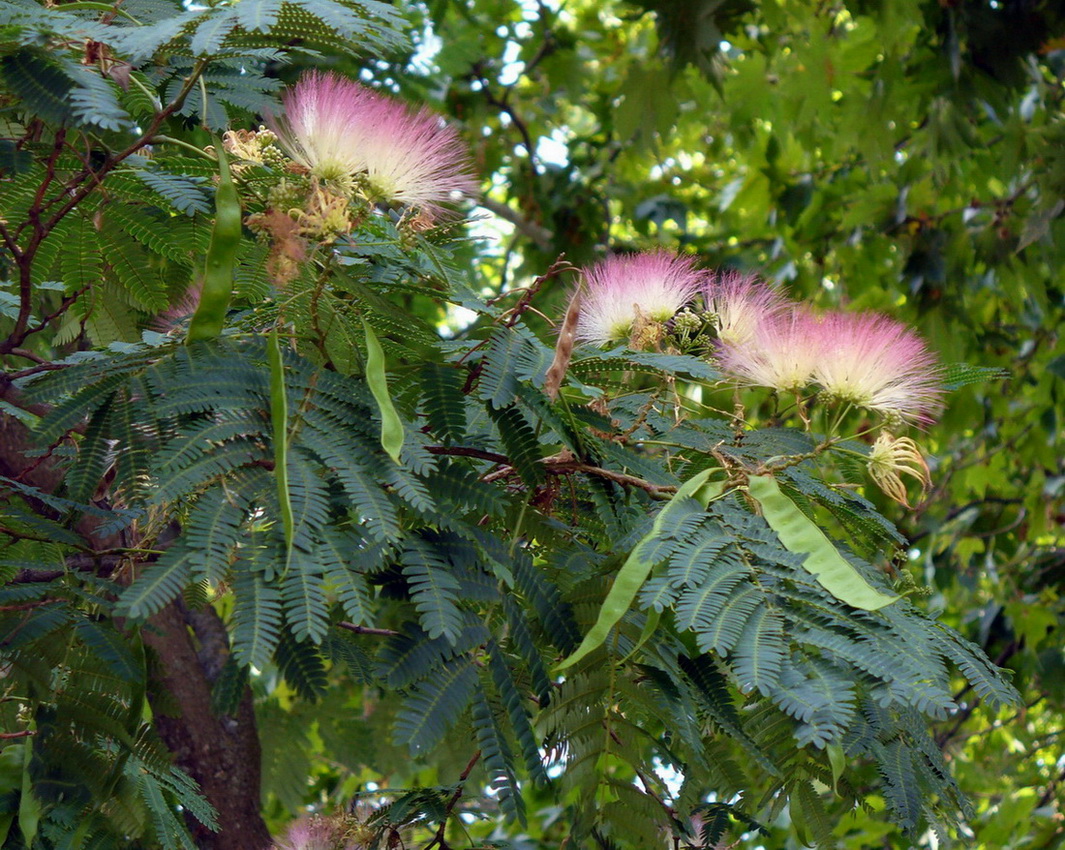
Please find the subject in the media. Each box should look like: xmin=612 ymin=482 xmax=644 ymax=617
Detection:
xmin=748 ymin=474 xmax=898 ymax=611
xmin=556 ymin=468 xmax=724 ymax=671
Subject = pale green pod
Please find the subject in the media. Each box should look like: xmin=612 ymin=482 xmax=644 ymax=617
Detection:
xmin=362 ymin=318 xmax=404 ymax=464
xmin=556 ymin=468 xmax=725 ymax=672
xmin=748 ymin=474 xmax=898 ymax=611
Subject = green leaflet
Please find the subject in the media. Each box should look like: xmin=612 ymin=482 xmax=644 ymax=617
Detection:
xmin=268 ymin=330 xmax=294 ymax=553
xmin=827 ymin=742 xmax=846 ymax=795
xmin=362 ymin=318 xmax=403 ymax=464
xmin=747 ymin=474 xmax=898 ymax=611
xmin=556 ymin=469 xmax=724 ymax=672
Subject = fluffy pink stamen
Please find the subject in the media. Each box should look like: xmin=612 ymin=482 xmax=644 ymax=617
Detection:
xmin=702 ymin=271 xmax=792 ymax=346
xmin=812 ymin=312 xmax=944 ymax=426
xmin=268 ymin=72 xmax=478 ymax=214
xmin=268 ymin=72 xmax=374 ymax=177
xmin=575 ymin=252 xmax=704 ymax=346
xmin=718 ymin=308 xmax=823 ymax=393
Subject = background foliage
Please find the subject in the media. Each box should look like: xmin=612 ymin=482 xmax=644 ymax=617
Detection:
xmin=0 ymin=0 xmax=1062 ymax=849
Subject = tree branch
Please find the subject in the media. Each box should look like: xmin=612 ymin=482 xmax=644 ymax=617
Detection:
xmin=425 ymin=445 xmax=678 ymax=497
xmin=0 ymin=59 xmax=209 ymax=356
xmin=424 ymin=750 xmax=481 ymax=850
xmin=478 ymin=196 xmax=554 ymax=250
xmin=337 ymin=622 xmax=399 ymax=637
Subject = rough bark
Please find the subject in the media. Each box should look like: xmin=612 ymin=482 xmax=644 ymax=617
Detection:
xmin=143 ymin=600 xmax=273 ymax=850
xmin=2 ymin=403 xmax=272 ymax=850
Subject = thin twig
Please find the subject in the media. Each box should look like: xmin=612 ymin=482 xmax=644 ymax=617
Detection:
xmin=477 ymin=196 xmax=553 ymax=250
xmin=501 ymin=255 xmax=574 ymax=328
xmin=337 ymin=622 xmax=399 ymax=637
xmin=425 ymin=445 xmax=678 ymax=497
xmin=424 ymin=750 xmax=481 ymax=850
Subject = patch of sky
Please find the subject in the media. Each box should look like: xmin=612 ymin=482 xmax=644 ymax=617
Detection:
xmin=652 ymin=756 xmax=684 ymax=800
xmin=409 ymin=27 xmax=442 ymax=75
xmin=536 ymin=132 xmax=570 ymax=167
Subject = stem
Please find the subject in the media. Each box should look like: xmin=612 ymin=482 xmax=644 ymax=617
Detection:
xmin=423 ymin=751 xmax=481 ymax=850
xmin=0 ymin=58 xmax=209 ymax=357
xmin=60 ymin=1 xmax=141 ymax=22
xmin=151 ymin=135 xmax=217 ymax=160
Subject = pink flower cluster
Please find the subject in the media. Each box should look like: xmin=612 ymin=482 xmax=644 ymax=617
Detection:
xmin=715 ymin=294 xmax=944 ymax=427
xmin=702 ymin=270 xmax=790 ymax=346
xmin=268 ymin=72 xmax=477 ymax=215
xmin=572 ymin=250 xmax=944 ymax=427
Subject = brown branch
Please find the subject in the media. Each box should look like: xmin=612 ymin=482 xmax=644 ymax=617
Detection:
xmin=425 ymin=445 xmax=677 ymax=497
xmin=13 ymin=553 xmax=128 ymax=584
xmin=475 ymin=69 xmax=537 ymax=166
xmin=477 ymin=196 xmax=554 ymax=250
xmin=548 ymin=460 xmax=676 ymax=496
xmin=0 ymin=220 xmax=20 ymax=260
xmin=15 ymin=283 xmax=92 ymax=349
xmin=39 ymin=58 xmax=208 ymax=238
xmin=337 ymin=622 xmax=399 ymax=637
xmin=1038 ymin=761 xmax=1065 ymax=808
xmin=0 ymin=730 xmax=36 ymax=740
xmin=426 ymin=446 xmax=509 ymax=465
xmin=0 ymin=374 xmax=56 ymax=418
xmin=424 ymin=750 xmax=481 ymax=850
xmin=0 ymin=60 xmax=208 ymax=356
xmin=7 ymin=130 xmax=67 ymax=349
xmin=0 ymin=599 xmax=61 ymax=613
xmin=4 ymin=348 xmax=47 ymax=365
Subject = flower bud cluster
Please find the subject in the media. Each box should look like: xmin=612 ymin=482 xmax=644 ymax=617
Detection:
xmin=265 ymin=71 xmax=477 ymax=219
xmin=223 ymin=72 xmax=479 ymax=282
xmin=561 ymin=249 xmax=946 ymax=506
xmin=222 ymin=127 xmax=286 ymax=170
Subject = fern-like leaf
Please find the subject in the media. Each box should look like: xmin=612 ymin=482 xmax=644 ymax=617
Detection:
xmin=673 ymin=557 xmax=749 ymax=636
xmin=732 ymin=603 xmax=786 ymax=697
xmin=488 ymin=643 xmax=548 ymax=785
xmin=393 ymin=656 xmax=477 ymax=755
xmin=488 ymin=403 xmax=544 ymax=486
xmin=275 ymin=630 xmax=328 ymax=701
xmin=421 ymin=362 xmax=468 ymax=444
xmin=280 ymin=549 xmax=329 ymax=643
xmin=402 ymin=540 xmax=464 ymax=644
xmin=471 ymin=685 xmax=525 ymax=825
xmin=115 ymin=551 xmax=192 ymax=619
xmin=231 ymin=566 xmax=283 ymax=669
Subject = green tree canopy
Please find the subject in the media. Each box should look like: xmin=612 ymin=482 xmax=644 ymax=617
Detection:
xmin=0 ymin=1 xmax=1062 ymax=849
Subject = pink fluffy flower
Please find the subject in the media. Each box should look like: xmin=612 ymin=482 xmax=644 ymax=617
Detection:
xmin=575 ymin=252 xmax=704 ymax=346
xmin=718 ymin=308 xmax=823 ymax=394
xmin=273 ymin=816 xmax=335 ymax=850
xmin=702 ymin=271 xmax=792 ymax=346
xmin=268 ymin=72 xmax=478 ymax=213
xmin=812 ymin=312 xmax=944 ymax=426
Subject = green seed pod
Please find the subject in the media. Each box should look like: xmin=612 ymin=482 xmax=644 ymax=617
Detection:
xmin=748 ymin=474 xmax=898 ymax=611
xmin=556 ymin=468 xmax=726 ymax=672
xmin=186 ymin=140 xmax=242 ymax=343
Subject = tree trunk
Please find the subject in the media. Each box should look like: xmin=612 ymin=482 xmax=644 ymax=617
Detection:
xmin=143 ymin=601 xmax=273 ymax=850
xmin=3 ymin=390 xmax=272 ymax=850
